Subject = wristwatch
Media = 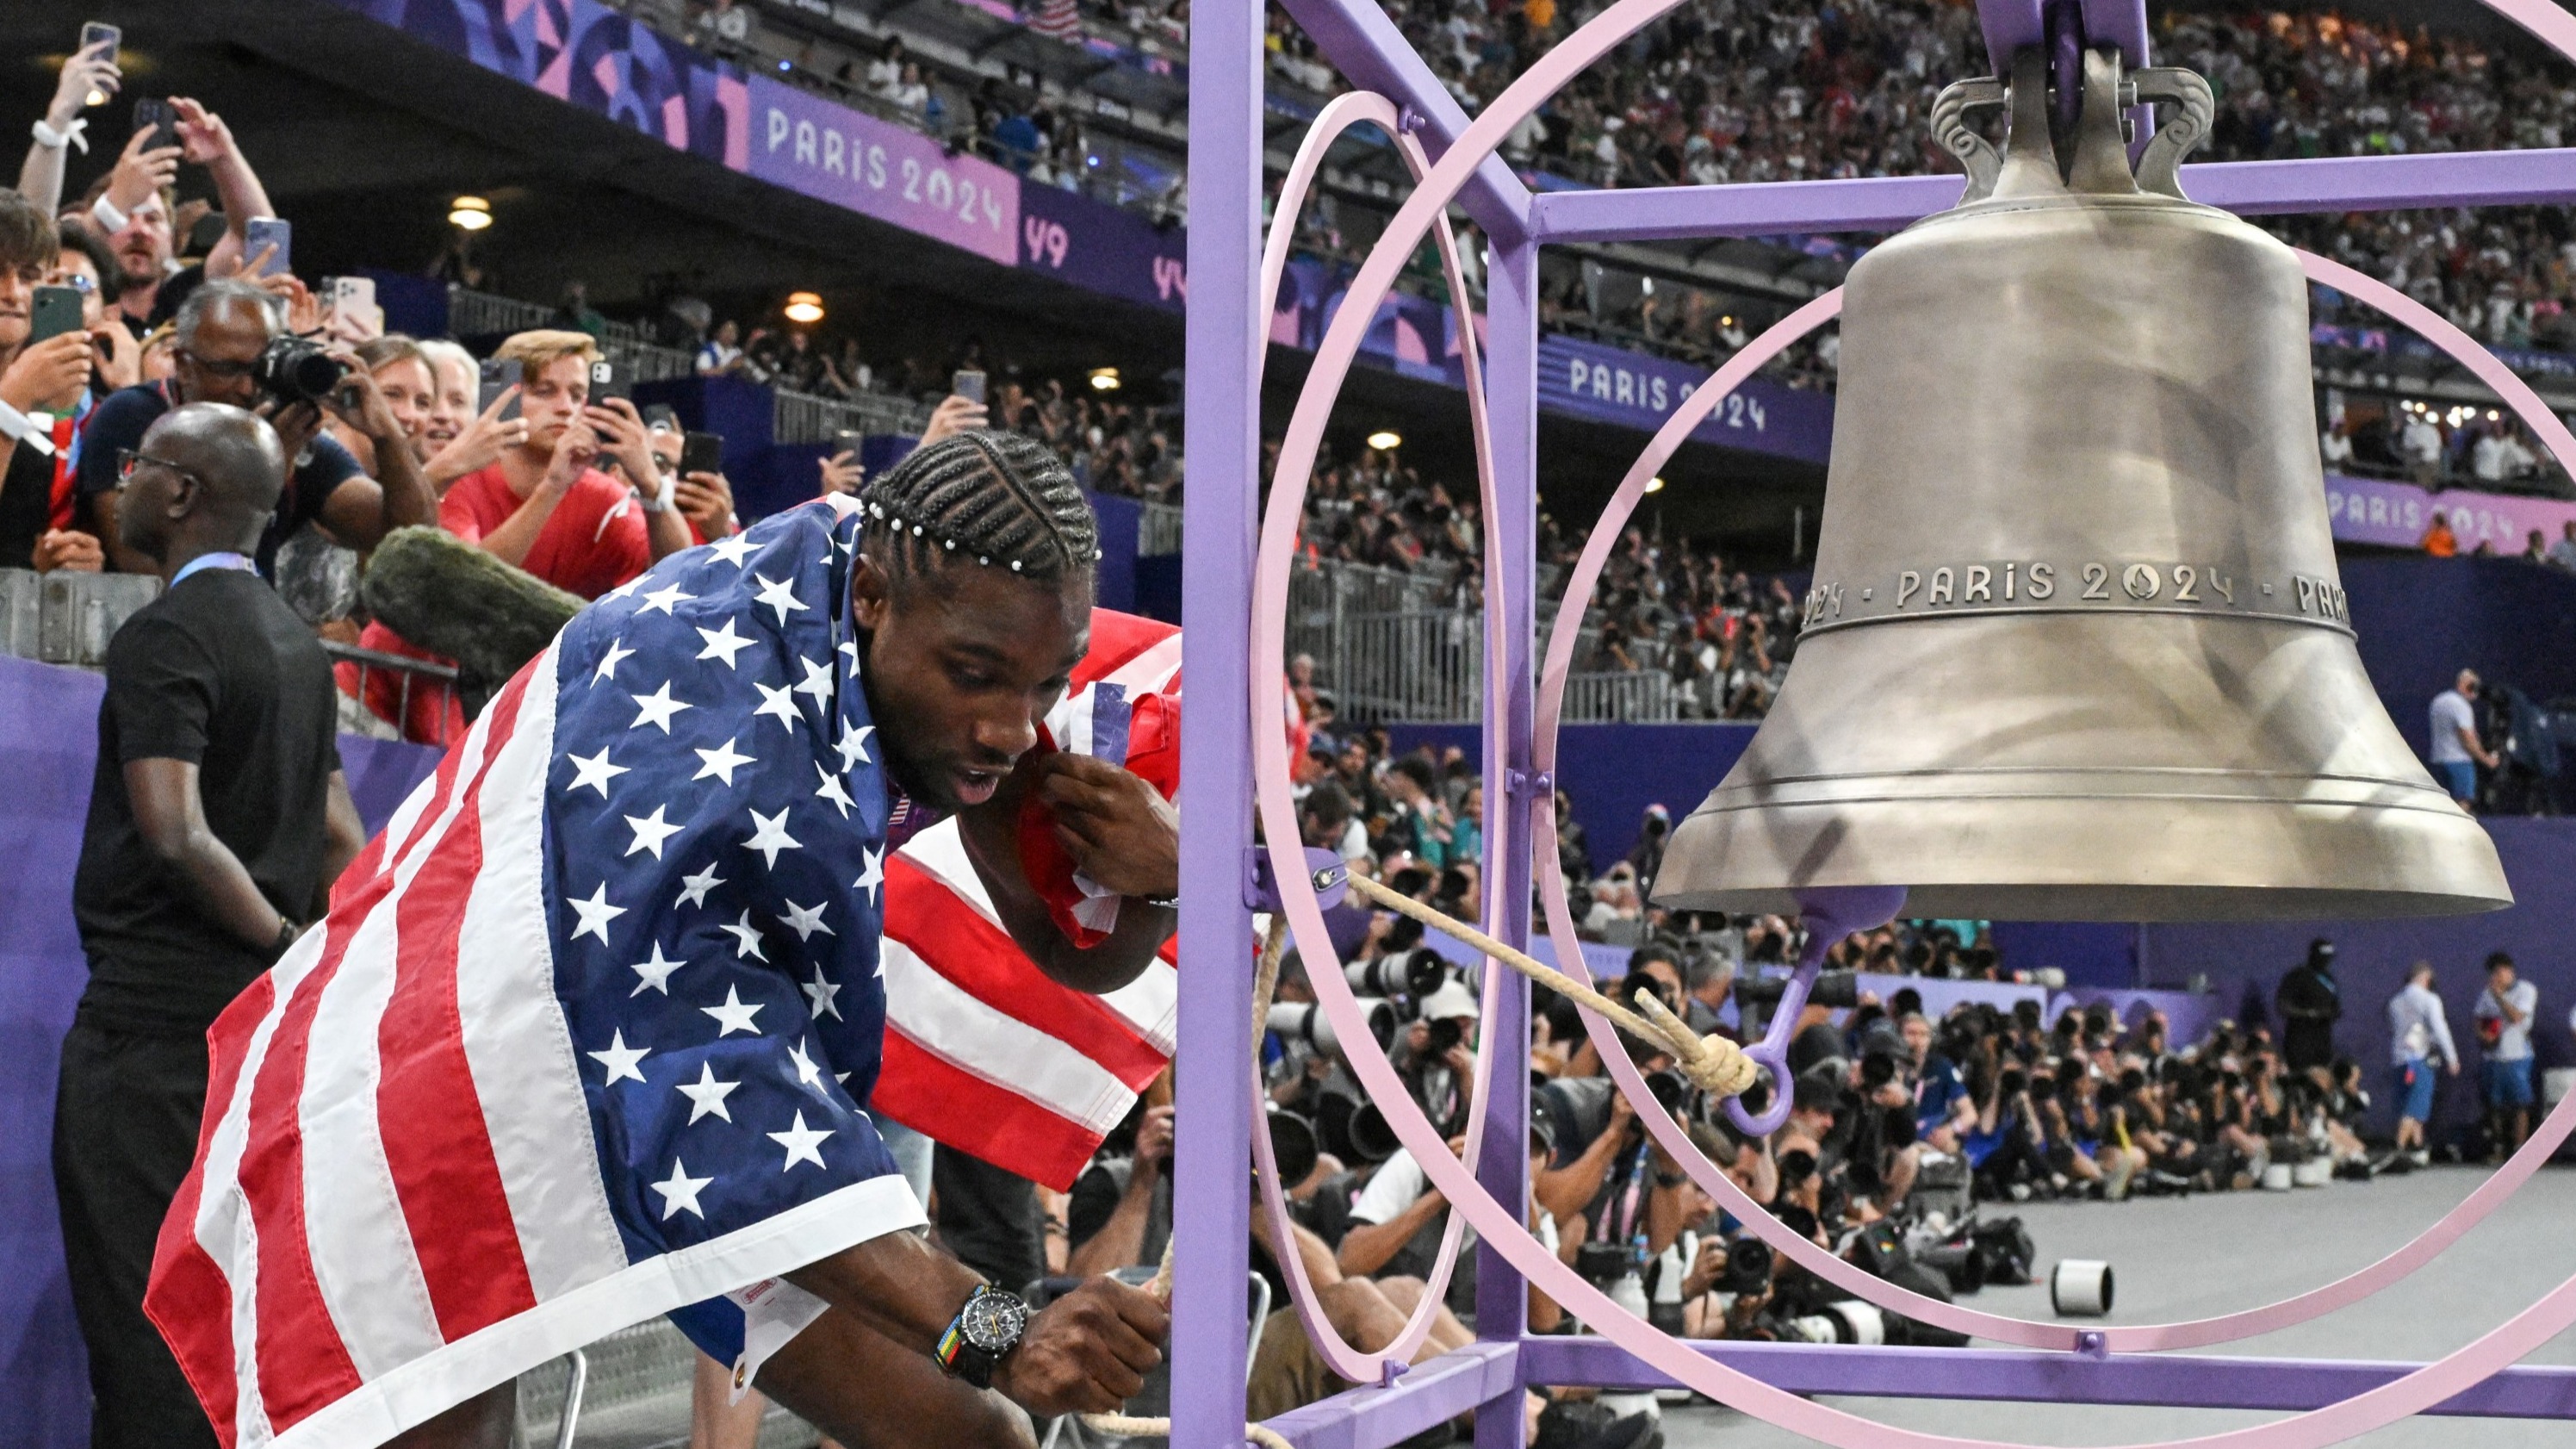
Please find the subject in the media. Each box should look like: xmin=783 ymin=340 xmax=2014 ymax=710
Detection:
xmin=934 ymin=1284 xmax=1028 ymax=1389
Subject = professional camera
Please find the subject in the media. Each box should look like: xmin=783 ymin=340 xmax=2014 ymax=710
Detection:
xmin=1780 ymin=1298 xmax=1968 ymax=1348
xmin=1717 ymin=1235 xmax=1774 ymax=1294
xmin=1574 ymin=1239 xmax=1642 ymax=1288
xmin=1268 ymin=998 xmax=1396 ymax=1060
xmin=253 ymin=334 xmax=351 ymax=405
xmin=1859 ymin=1051 xmax=1901 ymax=1093
xmin=1642 ymin=1067 xmax=1691 ymax=1116
xmin=1348 ymin=947 xmax=1448 ymax=999
xmin=1425 ymin=1015 xmax=1467 ymax=1056
xmin=1266 ymin=1105 xmax=1319 ymax=1186
xmin=1343 ymin=1101 xmax=1401 ymax=1164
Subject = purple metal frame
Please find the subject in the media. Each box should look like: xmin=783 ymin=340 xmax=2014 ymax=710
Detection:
xmin=1175 ymin=0 xmax=2576 ymax=1444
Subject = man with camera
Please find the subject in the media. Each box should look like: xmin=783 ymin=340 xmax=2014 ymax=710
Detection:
xmin=78 ymin=278 xmax=432 ymax=575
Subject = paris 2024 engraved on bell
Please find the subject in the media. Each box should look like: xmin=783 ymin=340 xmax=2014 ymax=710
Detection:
xmin=1654 ymin=47 xmax=2511 ymax=922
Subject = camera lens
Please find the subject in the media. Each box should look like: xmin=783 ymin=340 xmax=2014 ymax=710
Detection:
xmin=253 ymin=335 xmax=350 ymax=404
xmin=1721 ymin=1235 xmax=1774 ymax=1292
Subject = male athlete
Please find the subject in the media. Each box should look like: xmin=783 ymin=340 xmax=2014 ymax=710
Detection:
xmin=149 ymin=432 xmax=1181 ymax=1448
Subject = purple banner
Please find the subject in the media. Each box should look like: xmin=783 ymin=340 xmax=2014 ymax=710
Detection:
xmin=2325 ymin=473 xmax=2576 ymax=552
xmin=330 ymin=0 xmax=1834 ymax=464
xmin=746 ymin=76 xmax=1020 ymax=267
xmin=327 ymin=0 xmax=748 ymax=165
xmin=1538 ymin=333 xmax=1835 ymax=463
xmin=1016 ymin=183 xmax=1189 ymax=310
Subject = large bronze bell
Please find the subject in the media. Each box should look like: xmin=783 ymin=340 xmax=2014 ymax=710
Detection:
xmin=1654 ymin=47 xmax=2511 ymax=922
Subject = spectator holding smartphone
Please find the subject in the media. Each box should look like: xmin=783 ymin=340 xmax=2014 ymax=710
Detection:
xmin=0 ymin=192 xmax=108 ymax=573
xmin=438 ymin=328 xmax=692 ymax=592
xmin=18 ymin=34 xmax=123 ymax=214
xmin=78 ymin=98 xmax=276 ymax=335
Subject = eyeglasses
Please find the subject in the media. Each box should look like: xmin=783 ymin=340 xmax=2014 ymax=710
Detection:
xmin=47 ymin=272 xmax=96 ymax=295
xmin=115 ymin=448 xmax=204 ymax=491
xmin=176 ymin=348 xmax=258 ymax=380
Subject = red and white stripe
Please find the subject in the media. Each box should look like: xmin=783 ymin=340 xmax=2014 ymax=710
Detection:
xmin=146 ymin=646 xmax=920 ymax=1446
xmin=870 ymin=615 xmax=1181 ymax=1189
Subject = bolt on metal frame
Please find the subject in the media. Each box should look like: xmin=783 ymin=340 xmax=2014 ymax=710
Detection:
xmin=1173 ymin=0 xmax=2576 ymax=1446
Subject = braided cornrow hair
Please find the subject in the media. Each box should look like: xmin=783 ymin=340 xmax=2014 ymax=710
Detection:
xmin=860 ymin=428 xmax=1102 ymax=587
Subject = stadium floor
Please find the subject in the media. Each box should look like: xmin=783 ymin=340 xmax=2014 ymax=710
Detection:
xmin=1662 ymin=1164 xmax=2576 ymax=1449
xmin=515 ymin=1166 xmax=2576 ymax=1448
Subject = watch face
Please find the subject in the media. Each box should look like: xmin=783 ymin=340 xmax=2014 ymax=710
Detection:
xmin=961 ymin=1290 xmax=1028 ymax=1352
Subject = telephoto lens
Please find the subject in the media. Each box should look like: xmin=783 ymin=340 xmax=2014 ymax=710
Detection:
xmin=1267 ymin=998 xmax=1396 ymax=1060
xmin=1344 ymin=1102 xmax=1400 ymax=1164
xmin=1265 ymin=1105 xmax=1319 ymax=1186
xmin=1346 ymin=947 xmax=1448 ymax=998
xmin=253 ymin=335 xmax=351 ymax=404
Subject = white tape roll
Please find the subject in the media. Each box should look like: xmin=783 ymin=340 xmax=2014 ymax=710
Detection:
xmin=2051 ymin=1259 xmax=2114 ymax=1316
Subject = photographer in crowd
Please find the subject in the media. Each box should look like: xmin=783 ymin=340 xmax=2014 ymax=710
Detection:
xmin=2474 ymin=953 xmax=2537 ymax=1161
xmin=74 ymin=277 xmax=432 ymax=575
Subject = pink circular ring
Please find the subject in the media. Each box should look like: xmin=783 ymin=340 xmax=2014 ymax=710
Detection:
xmin=1245 ymin=88 xmax=1509 ymax=1384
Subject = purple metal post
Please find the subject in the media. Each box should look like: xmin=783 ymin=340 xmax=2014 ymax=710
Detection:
xmin=1525 ymin=148 xmax=2576 ymax=243
xmin=1175 ymin=0 xmax=1262 ymax=1437
xmin=1515 ymin=1337 xmax=2576 ymax=1420
xmin=1471 ymin=236 xmax=1541 ymax=1449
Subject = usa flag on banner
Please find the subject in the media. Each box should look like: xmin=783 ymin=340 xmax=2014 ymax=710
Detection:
xmin=147 ymin=501 xmax=922 ymax=1446
xmin=872 ymin=610 xmax=1182 ymax=1190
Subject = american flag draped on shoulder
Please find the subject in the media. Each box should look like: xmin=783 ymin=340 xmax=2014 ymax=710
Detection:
xmin=872 ymin=609 xmax=1182 ymax=1190
xmin=146 ymin=500 xmax=919 ymax=1447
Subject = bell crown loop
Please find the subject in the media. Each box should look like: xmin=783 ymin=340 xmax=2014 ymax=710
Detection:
xmin=1936 ymin=46 xmax=2215 ymax=207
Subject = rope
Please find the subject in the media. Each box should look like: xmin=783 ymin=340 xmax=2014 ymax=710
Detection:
xmin=1341 ymin=873 xmax=1758 ymax=1099
xmin=1077 ymin=918 xmax=1295 ymax=1449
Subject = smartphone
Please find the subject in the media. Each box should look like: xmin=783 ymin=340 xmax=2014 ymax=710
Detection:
xmin=185 ymin=210 xmax=227 ymax=255
xmin=28 ymin=286 xmax=84 ymax=345
xmin=133 ymin=96 xmax=180 ymax=154
xmin=587 ymin=357 xmax=628 ymax=403
xmin=243 ymin=217 xmax=292 ymax=278
xmin=78 ymin=24 xmax=120 ymax=107
xmin=478 ymin=357 xmax=521 ymax=420
xmin=951 ymin=369 xmax=986 ymax=406
xmin=680 ymin=431 xmax=724 ymax=477
xmin=831 ymin=428 xmax=867 ymax=460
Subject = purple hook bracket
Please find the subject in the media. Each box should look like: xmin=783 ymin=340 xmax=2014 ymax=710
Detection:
xmin=1721 ymin=885 xmax=1909 ymax=1136
xmin=1245 ymin=845 xmax=1351 ymax=914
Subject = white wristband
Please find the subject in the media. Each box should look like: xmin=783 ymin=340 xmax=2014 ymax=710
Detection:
xmin=86 ymin=194 xmax=128 ymax=235
xmin=31 ymin=117 xmax=86 ymax=152
xmin=0 ymin=403 xmax=57 ymax=456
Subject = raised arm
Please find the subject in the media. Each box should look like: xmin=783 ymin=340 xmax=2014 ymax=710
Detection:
xmin=20 ymin=41 xmax=121 ymax=214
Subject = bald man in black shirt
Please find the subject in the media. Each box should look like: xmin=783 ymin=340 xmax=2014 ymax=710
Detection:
xmin=56 ymin=402 xmax=363 ymax=1449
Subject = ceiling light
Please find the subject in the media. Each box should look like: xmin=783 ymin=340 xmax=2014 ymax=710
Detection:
xmin=1366 ymin=430 xmax=1402 ymax=451
xmin=1089 ymin=367 xmax=1121 ymax=391
xmin=448 ymin=196 xmax=493 ymax=230
xmin=784 ymin=290 xmax=825 ymax=324
xmin=1643 ymin=476 xmax=1667 ymax=494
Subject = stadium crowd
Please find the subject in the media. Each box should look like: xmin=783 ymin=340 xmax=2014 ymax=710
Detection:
xmin=679 ymin=0 xmax=2576 ymax=493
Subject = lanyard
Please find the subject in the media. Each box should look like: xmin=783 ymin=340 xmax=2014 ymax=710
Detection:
xmin=171 ymin=550 xmax=258 ymax=588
